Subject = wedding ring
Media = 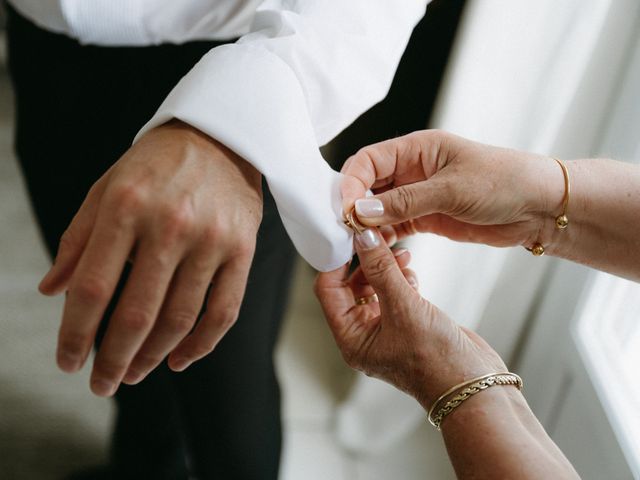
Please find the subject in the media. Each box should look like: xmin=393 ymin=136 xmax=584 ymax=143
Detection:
xmin=406 ymin=218 xmax=418 ymax=236
xmin=355 ymin=294 xmax=379 ymax=305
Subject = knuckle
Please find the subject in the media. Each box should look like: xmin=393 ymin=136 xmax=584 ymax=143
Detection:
xmin=59 ymin=331 xmax=89 ymax=357
xmin=190 ymin=341 xmax=216 ymax=360
xmin=58 ymin=228 xmax=77 ymax=254
xmin=233 ymin=238 xmax=256 ymax=258
xmin=388 ymin=186 xmax=417 ymax=218
xmin=118 ymin=308 xmax=154 ymax=333
xmin=214 ymin=305 xmax=239 ymax=331
xmin=132 ymin=352 xmax=160 ymax=369
xmin=93 ymin=357 xmax=127 ymax=379
xmin=367 ymin=253 xmax=397 ymax=279
xmin=108 ymin=183 xmax=146 ymax=214
xmin=161 ymin=202 xmax=196 ymax=241
xmin=72 ymin=276 xmax=111 ymax=303
xmin=163 ymin=311 xmax=196 ymax=336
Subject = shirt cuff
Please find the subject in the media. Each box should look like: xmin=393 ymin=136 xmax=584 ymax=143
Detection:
xmin=135 ymin=43 xmax=354 ymax=272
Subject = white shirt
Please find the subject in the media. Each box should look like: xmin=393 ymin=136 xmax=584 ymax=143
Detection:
xmin=8 ymin=0 xmax=429 ymax=271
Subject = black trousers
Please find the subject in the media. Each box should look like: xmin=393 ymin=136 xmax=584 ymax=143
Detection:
xmin=7 ymin=7 xmax=295 ymax=480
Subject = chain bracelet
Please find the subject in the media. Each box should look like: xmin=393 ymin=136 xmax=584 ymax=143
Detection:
xmin=428 ymin=373 xmax=523 ymax=430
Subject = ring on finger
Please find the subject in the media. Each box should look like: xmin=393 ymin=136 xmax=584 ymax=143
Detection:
xmin=355 ymin=294 xmax=379 ymax=306
xmin=406 ymin=219 xmax=418 ymax=236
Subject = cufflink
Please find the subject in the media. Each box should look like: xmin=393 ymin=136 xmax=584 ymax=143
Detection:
xmin=343 ymin=208 xmax=366 ymax=235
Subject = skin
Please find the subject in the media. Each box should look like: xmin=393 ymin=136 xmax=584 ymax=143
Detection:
xmin=315 ymin=231 xmax=579 ymax=479
xmin=315 ymin=129 xmax=640 ymax=478
xmin=39 ymin=120 xmax=263 ymax=397
xmin=341 ymin=129 xmax=640 ymax=281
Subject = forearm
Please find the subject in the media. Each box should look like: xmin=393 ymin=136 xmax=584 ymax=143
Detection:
xmin=545 ymin=159 xmax=640 ymax=281
xmin=435 ymin=388 xmax=579 ymax=479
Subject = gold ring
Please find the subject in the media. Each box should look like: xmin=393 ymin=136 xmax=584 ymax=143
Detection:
xmin=355 ymin=294 xmax=379 ymax=305
xmin=406 ymin=218 xmax=418 ymax=236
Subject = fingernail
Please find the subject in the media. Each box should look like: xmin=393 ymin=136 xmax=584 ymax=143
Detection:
xmin=57 ymin=351 xmax=81 ymax=372
xmin=171 ymin=357 xmax=191 ymax=372
xmin=91 ymin=378 xmax=116 ymax=397
xmin=393 ymin=248 xmax=408 ymax=257
xmin=408 ymin=277 xmax=419 ymax=289
xmin=355 ymin=198 xmax=384 ymax=218
xmin=355 ymin=229 xmax=380 ymax=250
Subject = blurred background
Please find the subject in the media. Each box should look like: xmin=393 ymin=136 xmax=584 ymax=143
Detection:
xmin=1 ymin=1 xmax=639 ymax=479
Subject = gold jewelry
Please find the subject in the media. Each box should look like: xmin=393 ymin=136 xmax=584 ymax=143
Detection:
xmin=344 ymin=208 xmax=366 ymax=235
xmin=526 ymin=158 xmax=570 ymax=256
xmin=427 ymin=372 xmax=523 ymax=430
xmin=406 ymin=218 xmax=418 ymax=236
xmin=355 ymin=294 xmax=379 ymax=306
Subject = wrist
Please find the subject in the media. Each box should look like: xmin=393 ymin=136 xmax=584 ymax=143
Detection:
xmin=410 ymin=328 xmax=508 ymax=411
xmin=525 ymin=157 xmax=574 ymax=255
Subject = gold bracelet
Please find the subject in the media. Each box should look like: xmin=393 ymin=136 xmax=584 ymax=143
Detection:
xmin=526 ymin=157 xmax=570 ymax=256
xmin=427 ymin=372 xmax=523 ymax=430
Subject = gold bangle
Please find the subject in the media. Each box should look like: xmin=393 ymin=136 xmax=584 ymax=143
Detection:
xmin=526 ymin=157 xmax=570 ymax=256
xmin=427 ymin=372 xmax=523 ymax=430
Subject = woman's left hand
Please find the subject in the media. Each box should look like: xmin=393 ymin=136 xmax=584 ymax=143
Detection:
xmin=314 ymin=227 xmax=506 ymax=408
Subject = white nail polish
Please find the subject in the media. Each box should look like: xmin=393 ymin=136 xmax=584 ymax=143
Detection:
xmin=355 ymin=229 xmax=380 ymax=250
xmin=355 ymin=198 xmax=384 ymax=218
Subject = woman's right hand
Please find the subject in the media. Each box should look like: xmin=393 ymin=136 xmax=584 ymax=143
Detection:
xmin=341 ymin=130 xmax=567 ymax=250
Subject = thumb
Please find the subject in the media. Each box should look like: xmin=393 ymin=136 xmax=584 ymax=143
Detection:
xmin=354 ymin=179 xmax=452 ymax=227
xmin=354 ymin=228 xmax=414 ymax=301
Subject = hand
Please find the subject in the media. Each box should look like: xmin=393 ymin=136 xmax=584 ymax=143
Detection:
xmin=38 ymin=120 xmax=263 ymax=396
xmin=314 ymin=227 xmax=505 ymax=409
xmin=340 ymin=130 xmax=567 ymax=249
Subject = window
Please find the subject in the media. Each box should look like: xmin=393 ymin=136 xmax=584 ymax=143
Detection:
xmin=573 ymin=271 xmax=640 ymax=474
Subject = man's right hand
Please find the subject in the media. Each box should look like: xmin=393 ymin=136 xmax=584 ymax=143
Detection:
xmin=39 ymin=120 xmax=263 ymax=396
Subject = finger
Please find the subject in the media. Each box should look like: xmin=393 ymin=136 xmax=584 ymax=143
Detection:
xmin=39 ymin=178 xmax=108 ymax=295
xmin=123 ymin=251 xmax=221 ymax=385
xmin=349 ymin=248 xmax=411 ymax=300
xmin=340 ymin=130 xmax=446 ymax=213
xmin=56 ymin=216 xmax=135 ymax=374
xmin=90 ymin=241 xmax=180 ymax=396
xmin=401 ymin=267 xmax=419 ymax=291
xmin=167 ymin=254 xmax=252 ymax=372
xmin=353 ymin=228 xmax=414 ymax=301
xmin=354 ymin=179 xmax=455 ymax=228
xmin=314 ymin=263 xmax=357 ymax=336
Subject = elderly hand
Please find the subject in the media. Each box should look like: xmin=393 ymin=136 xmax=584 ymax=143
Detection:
xmin=38 ymin=120 xmax=263 ymax=396
xmin=314 ymin=227 xmax=506 ymax=409
xmin=341 ymin=130 xmax=567 ymax=250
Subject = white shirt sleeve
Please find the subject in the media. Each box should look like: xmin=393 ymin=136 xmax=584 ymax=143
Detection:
xmin=136 ymin=1 xmax=429 ymax=271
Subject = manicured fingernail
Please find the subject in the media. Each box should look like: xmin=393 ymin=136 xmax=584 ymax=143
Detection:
xmin=91 ymin=378 xmax=116 ymax=397
xmin=171 ymin=357 xmax=191 ymax=372
xmin=393 ymin=248 xmax=408 ymax=257
xmin=355 ymin=229 xmax=380 ymax=250
xmin=57 ymin=351 xmax=81 ymax=372
xmin=355 ymin=198 xmax=384 ymax=218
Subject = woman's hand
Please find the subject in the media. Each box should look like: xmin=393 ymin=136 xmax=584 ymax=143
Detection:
xmin=341 ymin=130 xmax=567 ymax=250
xmin=314 ymin=227 xmax=506 ymax=409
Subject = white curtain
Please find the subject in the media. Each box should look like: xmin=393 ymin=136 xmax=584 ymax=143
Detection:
xmin=334 ymin=0 xmax=640 ymax=454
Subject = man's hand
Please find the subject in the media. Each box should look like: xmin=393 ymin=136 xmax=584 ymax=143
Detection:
xmin=39 ymin=120 xmax=263 ymax=396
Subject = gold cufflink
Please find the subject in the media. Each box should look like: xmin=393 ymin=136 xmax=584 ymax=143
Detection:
xmin=343 ymin=208 xmax=366 ymax=235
